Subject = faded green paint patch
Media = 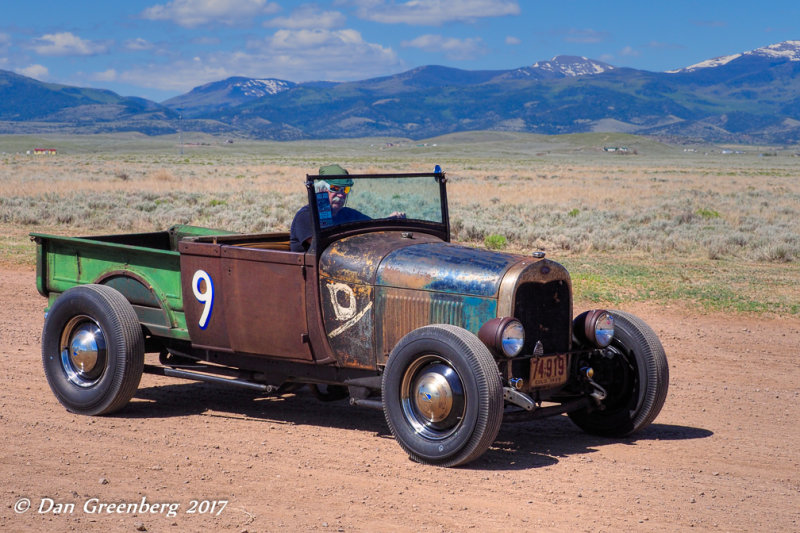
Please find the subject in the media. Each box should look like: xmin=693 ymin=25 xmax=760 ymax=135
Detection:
xmin=461 ymin=296 xmax=498 ymax=334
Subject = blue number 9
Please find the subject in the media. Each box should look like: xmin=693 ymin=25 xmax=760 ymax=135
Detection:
xmin=192 ymin=270 xmax=214 ymax=329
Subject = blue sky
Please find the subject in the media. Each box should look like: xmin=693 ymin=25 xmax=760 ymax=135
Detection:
xmin=1 ymin=0 xmax=797 ymax=102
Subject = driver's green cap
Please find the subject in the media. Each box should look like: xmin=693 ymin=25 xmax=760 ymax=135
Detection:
xmin=319 ymin=164 xmax=348 ymax=176
xmin=319 ymin=164 xmax=353 ymax=186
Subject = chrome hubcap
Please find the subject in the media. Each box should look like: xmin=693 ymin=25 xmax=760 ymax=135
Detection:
xmin=414 ymin=370 xmax=453 ymax=423
xmin=400 ymin=356 xmax=465 ymax=440
xmin=60 ymin=316 xmax=107 ymax=387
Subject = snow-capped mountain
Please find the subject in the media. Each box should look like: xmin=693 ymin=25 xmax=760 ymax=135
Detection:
xmin=162 ymin=76 xmax=296 ymax=116
xmin=531 ymin=55 xmax=615 ymax=76
xmin=502 ymin=55 xmax=615 ymax=80
xmin=234 ymin=78 xmax=294 ymax=97
xmin=4 ymin=40 xmax=800 ymax=143
xmin=669 ymin=40 xmax=800 ymax=73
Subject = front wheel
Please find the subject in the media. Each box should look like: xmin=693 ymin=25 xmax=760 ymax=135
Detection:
xmin=569 ymin=310 xmax=669 ymax=436
xmin=382 ymin=325 xmax=503 ymax=467
xmin=42 ymin=284 xmax=145 ymax=415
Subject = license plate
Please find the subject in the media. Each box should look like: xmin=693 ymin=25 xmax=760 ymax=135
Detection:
xmin=529 ymin=354 xmax=569 ymax=388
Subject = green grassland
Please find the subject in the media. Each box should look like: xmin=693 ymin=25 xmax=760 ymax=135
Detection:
xmin=2 ymin=131 xmax=798 ymax=315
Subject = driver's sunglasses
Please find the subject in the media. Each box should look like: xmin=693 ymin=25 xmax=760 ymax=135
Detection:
xmin=329 ymin=185 xmax=351 ymax=194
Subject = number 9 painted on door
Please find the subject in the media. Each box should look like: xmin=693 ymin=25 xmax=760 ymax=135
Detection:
xmin=192 ymin=269 xmax=214 ymax=329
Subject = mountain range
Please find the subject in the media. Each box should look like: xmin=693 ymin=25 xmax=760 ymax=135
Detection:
xmin=2 ymin=40 xmax=799 ymax=144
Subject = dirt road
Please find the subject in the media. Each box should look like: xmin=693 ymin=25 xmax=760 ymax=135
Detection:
xmin=1 ymin=265 xmax=798 ymax=532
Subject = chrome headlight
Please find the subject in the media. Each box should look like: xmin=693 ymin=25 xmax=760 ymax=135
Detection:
xmin=592 ymin=311 xmax=614 ymax=347
xmin=479 ymin=317 xmax=526 ymax=358
xmin=574 ymin=310 xmax=615 ymax=348
xmin=500 ymin=320 xmax=525 ymax=357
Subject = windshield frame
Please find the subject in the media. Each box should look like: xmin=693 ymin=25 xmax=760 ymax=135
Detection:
xmin=304 ymin=171 xmax=450 ymax=254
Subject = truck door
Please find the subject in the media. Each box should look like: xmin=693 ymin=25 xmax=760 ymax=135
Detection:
xmin=219 ymin=246 xmax=313 ymax=360
xmin=180 ymin=241 xmax=312 ymax=361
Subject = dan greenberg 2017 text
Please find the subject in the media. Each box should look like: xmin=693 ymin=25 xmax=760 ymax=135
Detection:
xmin=28 ymin=497 xmax=227 ymax=518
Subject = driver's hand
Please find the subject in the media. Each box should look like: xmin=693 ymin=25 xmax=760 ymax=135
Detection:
xmin=389 ymin=211 xmax=406 ymax=219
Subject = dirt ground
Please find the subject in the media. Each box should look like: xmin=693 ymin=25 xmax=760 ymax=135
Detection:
xmin=1 ymin=264 xmax=798 ymax=532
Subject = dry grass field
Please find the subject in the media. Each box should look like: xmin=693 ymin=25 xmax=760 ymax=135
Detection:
xmin=1 ymin=131 xmax=799 ymax=313
xmin=2 ymin=133 xmax=800 ymax=532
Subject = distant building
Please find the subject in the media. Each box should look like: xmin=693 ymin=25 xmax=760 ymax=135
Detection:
xmin=33 ymin=148 xmax=57 ymax=155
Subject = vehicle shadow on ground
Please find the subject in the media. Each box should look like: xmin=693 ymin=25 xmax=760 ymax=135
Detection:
xmin=474 ymin=419 xmax=713 ymax=471
xmin=125 ymin=381 xmax=711 ymax=470
xmin=127 ymin=381 xmax=391 ymax=435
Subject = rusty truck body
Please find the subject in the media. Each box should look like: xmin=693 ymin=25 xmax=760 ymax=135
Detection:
xmin=33 ymin=170 xmax=669 ymax=466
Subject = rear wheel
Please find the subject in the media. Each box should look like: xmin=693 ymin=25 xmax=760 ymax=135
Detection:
xmin=569 ymin=310 xmax=669 ymax=436
xmin=42 ymin=284 xmax=145 ymax=415
xmin=382 ymin=325 xmax=503 ymax=467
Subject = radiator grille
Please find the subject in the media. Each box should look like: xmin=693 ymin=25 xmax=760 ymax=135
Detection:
xmin=513 ymin=280 xmax=571 ymax=355
xmin=378 ymin=290 xmax=465 ymax=361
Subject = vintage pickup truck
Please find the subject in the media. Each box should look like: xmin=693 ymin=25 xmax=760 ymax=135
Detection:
xmin=33 ymin=169 xmax=668 ymax=467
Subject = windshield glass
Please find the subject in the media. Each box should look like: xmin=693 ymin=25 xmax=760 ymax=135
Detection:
xmin=312 ymin=175 xmax=444 ymax=229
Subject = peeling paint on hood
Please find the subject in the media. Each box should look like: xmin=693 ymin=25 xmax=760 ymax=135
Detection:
xmin=376 ymin=242 xmax=520 ymax=297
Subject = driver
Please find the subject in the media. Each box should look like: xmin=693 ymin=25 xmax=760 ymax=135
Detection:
xmin=289 ymin=164 xmax=369 ymax=252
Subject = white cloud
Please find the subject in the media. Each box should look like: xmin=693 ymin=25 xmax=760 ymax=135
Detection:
xmin=265 ymin=6 xmax=346 ymax=29
xmin=505 ymin=36 xmax=521 ymax=45
xmin=117 ymin=29 xmax=403 ymax=93
xmin=347 ymin=0 xmax=520 ymax=25
xmin=401 ymin=34 xmax=486 ymax=60
xmin=17 ymin=64 xmax=49 ymax=80
xmin=118 ymin=61 xmax=229 ymax=92
xmin=620 ymin=46 xmax=640 ymax=57
xmin=125 ymin=38 xmax=154 ymax=51
xmin=32 ymin=32 xmax=108 ymax=56
xmin=267 ymin=28 xmax=367 ymax=49
xmin=142 ymin=0 xmax=280 ymax=28
xmin=91 ymin=69 xmax=118 ymax=82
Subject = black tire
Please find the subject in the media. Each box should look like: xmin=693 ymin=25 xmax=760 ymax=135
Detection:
xmin=382 ymin=324 xmax=503 ymax=467
xmin=42 ymin=284 xmax=145 ymax=415
xmin=569 ymin=310 xmax=669 ymax=437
